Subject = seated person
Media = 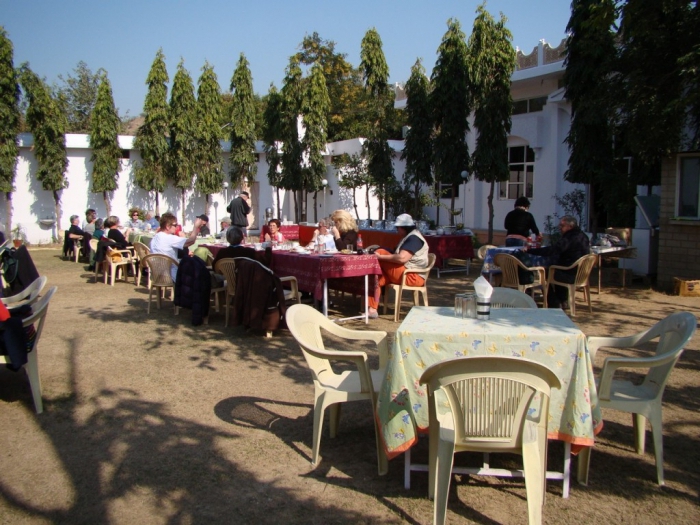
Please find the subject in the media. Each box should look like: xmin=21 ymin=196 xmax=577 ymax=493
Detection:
xmin=310 ymin=218 xmax=336 ymax=251
xmin=367 ymin=213 xmax=429 ymax=319
xmin=82 ymin=209 xmax=97 ymax=234
xmin=217 ymin=216 xmax=232 ymax=238
xmin=528 ymin=215 xmax=590 ymax=308
xmin=144 ymin=210 xmax=159 ymax=230
xmin=264 ymin=219 xmax=285 ymax=243
xmin=150 ymin=213 xmax=204 ymax=281
xmin=104 ymin=215 xmax=131 ymax=249
xmin=125 ymin=209 xmax=144 ymax=230
xmin=92 ymin=218 xmax=105 ymax=241
xmin=213 ymin=225 xmax=272 ymax=269
xmin=330 ymin=209 xmax=359 ymax=251
xmin=196 ymin=214 xmax=211 ymax=236
xmin=68 ymin=214 xmax=92 ymax=259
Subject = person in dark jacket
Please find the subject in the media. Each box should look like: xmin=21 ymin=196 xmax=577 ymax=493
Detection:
xmin=67 ymin=214 xmax=92 ymax=259
xmin=330 ymin=209 xmax=359 ymax=251
xmin=212 ymin=226 xmax=270 ymax=268
xmin=174 ymin=255 xmax=211 ymax=326
xmin=504 ymin=196 xmax=541 ymax=247
xmin=529 ymin=215 xmax=590 ymax=308
xmin=227 ymin=191 xmax=251 ymax=236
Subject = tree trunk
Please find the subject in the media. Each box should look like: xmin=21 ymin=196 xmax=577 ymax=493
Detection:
xmin=365 ymin=186 xmax=371 ymax=220
xmin=487 ymin=181 xmax=495 ymax=244
xmin=293 ymin=191 xmax=299 ymax=223
xmin=103 ymin=191 xmax=111 ymax=217
xmin=155 ymin=192 xmax=160 ymax=216
xmin=378 ymin=184 xmax=384 ymax=220
xmin=414 ymin=183 xmax=420 ymax=217
xmin=54 ymin=190 xmax=63 ymax=240
xmin=450 ymin=184 xmax=457 ymax=226
xmin=276 ymin=187 xmax=281 ymax=219
xmin=313 ymin=192 xmax=318 ymax=222
xmin=205 ymin=194 xmax=211 ymax=216
xmin=352 ymin=188 xmax=359 ymax=220
xmin=5 ymin=192 xmax=12 ymax=236
xmin=181 ymin=189 xmax=186 ymax=227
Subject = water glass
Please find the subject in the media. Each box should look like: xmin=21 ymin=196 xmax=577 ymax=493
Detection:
xmin=454 ymin=293 xmax=466 ymax=317
xmin=463 ymin=292 xmax=477 ymax=319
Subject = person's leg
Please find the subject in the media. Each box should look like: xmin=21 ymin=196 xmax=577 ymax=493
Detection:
xmin=552 ymin=269 xmax=575 ymax=307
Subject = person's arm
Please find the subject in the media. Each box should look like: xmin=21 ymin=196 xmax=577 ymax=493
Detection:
xmin=377 ymin=249 xmax=413 ymax=264
xmin=529 ymin=214 xmax=541 ymax=237
xmin=183 ymin=219 xmax=202 ymax=248
xmin=241 ymin=197 xmax=251 ymax=214
xmin=264 ymin=232 xmax=271 ymax=242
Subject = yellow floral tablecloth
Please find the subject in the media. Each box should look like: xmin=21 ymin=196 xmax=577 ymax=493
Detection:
xmin=377 ymin=306 xmax=602 ymax=460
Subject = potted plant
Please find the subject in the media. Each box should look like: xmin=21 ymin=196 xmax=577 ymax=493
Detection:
xmin=11 ymin=224 xmax=27 ymax=248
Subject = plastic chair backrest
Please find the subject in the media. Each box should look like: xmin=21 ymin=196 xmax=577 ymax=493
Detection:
xmin=420 ymin=356 xmax=560 ymax=449
xmin=22 ymin=286 xmax=58 ymax=349
xmin=494 ymin=253 xmax=522 ymax=287
xmin=1 ymin=275 xmax=48 ymax=307
xmin=214 ymin=258 xmax=237 ymax=297
xmin=477 ymin=244 xmax=496 ymax=261
xmin=133 ymin=241 xmax=151 ymax=264
xmin=574 ymin=254 xmax=597 ymax=286
xmin=490 ymin=288 xmax=537 ymax=309
xmin=141 ymin=254 xmax=178 ymax=286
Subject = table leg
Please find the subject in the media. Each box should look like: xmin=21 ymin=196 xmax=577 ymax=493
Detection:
xmin=364 ymin=274 xmax=369 ymax=324
xmin=323 ymin=279 xmax=329 ymax=317
xmin=597 ymin=254 xmax=602 ymax=295
xmin=562 ymin=441 xmax=571 ymax=498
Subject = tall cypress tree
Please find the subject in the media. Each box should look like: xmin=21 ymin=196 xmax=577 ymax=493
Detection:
xmin=89 ymin=73 xmax=121 ymax=216
xmin=194 ymin=61 xmax=224 ymax=215
xmin=229 ymin=53 xmax=257 ymax=188
xmin=262 ymin=84 xmax=284 ymax=218
xmin=302 ymin=63 xmax=330 ymax=222
xmin=169 ymin=59 xmax=197 ymax=226
xmin=134 ymin=49 xmax=169 ymax=215
xmin=360 ymin=28 xmax=393 ymax=219
xmin=280 ymin=57 xmax=304 ymax=222
xmin=401 ymin=58 xmax=433 ymax=218
xmin=431 ymin=19 xmax=472 ymax=226
xmin=20 ymin=64 xmax=68 ymax=236
xmin=0 ymin=27 xmax=20 ymax=233
xmin=470 ymin=4 xmax=516 ymax=242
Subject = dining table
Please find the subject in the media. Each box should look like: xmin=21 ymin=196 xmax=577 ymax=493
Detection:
xmin=376 ymin=306 xmax=602 ymax=497
xmin=590 ymin=245 xmax=637 ymax=293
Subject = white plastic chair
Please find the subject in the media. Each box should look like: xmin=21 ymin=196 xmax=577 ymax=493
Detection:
xmin=1 ymin=276 xmax=48 ymax=309
xmin=0 ymin=286 xmax=57 ymax=413
xmin=494 ymin=253 xmax=547 ymax=307
xmin=491 ymin=288 xmax=538 ymax=309
xmin=545 ymin=253 xmax=597 ymax=316
xmin=383 ymin=253 xmax=437 ymax=322
xmin=420 ymin=356 xmax=560 ymax=525
xmin=103 ymin=246 xmax=137 ymax=286
xmin=579 ymin=311 xmax=696 ymax=486
xmin=286 ymin=303 xmax=389 ymax=475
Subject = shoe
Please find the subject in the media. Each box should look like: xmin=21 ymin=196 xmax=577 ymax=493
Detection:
xmin=367 ymin=308 xmax=379 ymax=319
xmin=561 ymin=301 xmax=570 ymax=311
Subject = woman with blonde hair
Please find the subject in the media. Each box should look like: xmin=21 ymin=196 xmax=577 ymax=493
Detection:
xmin=330 ymin=210 xmax=359 ymax=251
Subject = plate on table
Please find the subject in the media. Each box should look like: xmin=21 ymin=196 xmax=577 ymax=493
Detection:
xmin=319 ymin=253 xmax=334 ymax=258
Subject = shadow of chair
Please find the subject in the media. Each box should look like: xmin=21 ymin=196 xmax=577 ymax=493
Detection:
xmin=420 ymin=356 xmax=560 ymax=525
xmin=494 ymin=253 xmax=547 ymax=307
xmin=0 ymin=286 xmax=58 ymax=414
xmin=286 ymin=303 xmax=389 ymax=475
xmin=545 ymin=254 xmax=597 ymax=317
xmin=383 ymin=253 xmax=437 ymax=322
xmin=141 ymin=254 xmax=179 ymax=314
xmin=578 ymin=311 xmax=697 ymax=486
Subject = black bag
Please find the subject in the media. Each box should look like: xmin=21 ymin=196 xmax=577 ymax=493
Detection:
xmin=1 ymin=245 xmax=40 ymax=295
xmin=1 ymin=247 xmax=19 ymax=285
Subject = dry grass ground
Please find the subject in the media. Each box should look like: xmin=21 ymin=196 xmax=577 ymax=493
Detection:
xmin=1 ymin=248 xmax=699 ymax=524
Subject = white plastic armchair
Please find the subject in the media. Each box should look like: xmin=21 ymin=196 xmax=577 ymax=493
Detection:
xmin=494 ymin=253 xmax=547 ymax=307
xmin=491 ymin=288 xmax=538 ymax=309
xmin=420 ymin=356 xmax=560 ymax=525
xmin=286 ymin=303 xmax=389 ymax=475
xmin=1 ymin=276 xmax=47 ymax=309
xmin=545 ymin=253 xmax=597 ymax=317
xmin=383 ymin=253 xmax=437 ymax=322
xmin=579 ymin=311 xmax=696 ymax=486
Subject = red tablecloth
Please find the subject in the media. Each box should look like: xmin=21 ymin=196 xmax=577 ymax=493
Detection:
xmin=272 ymin=251 xmax=382 ymax=301
xmin=261 ymin=224 xmax=300 ymax=240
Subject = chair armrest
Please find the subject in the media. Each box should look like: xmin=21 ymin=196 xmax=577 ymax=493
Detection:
xmin=280 ymin=275 xmax=299 ymax=301
xmin=597 ymin=352 xmax=681 ymax=400
xmin=320 ymin=323 xmax=388 ymax=367
xmin=304 ymin=346 xmax=376 ymax=392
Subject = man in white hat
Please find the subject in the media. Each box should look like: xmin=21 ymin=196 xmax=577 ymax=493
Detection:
xmin=367 ymin=213 xmax=429 ymax=319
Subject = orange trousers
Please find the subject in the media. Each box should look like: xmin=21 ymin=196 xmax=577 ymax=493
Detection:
xmin=368 ymin=249 xmax=426 ymax=309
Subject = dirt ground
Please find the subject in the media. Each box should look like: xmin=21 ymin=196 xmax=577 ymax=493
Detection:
xmin=1 ymin=248 xmax=699 ymax=524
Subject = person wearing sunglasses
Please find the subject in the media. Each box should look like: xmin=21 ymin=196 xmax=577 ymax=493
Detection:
xmin=126 ymin=209 xmax=145 ymax=230
xmin=150 ymin=212 xmax=204 ymax=281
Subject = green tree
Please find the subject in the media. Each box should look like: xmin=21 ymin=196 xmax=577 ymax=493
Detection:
xmin=89 ymin=73 xmax=121 ymax=216
xmin=360 ymin=27 xmax=393 ymax=219
xmin=20 ymin=64 xmax=68 ymax=236
xmin=262 ymin=84 xmax=284 ymax=217
xmin=54 ymin=60 xmax=103 ymax=133
xmin=469 ymin=4 xmax=516 ymax=243
xmin=302 ymin=63 xmax=330 ymax=222
xmin=431 ymin=18 xmax=471 ymax=226
xmin=194 ymin=62 xmax=224 ymax=215
xmin=401 ymin=59 xmax=434 ymax=218
xmin=169 ymin=59 xmax=197 ymax=226
xmin=279 ymin=57 xmax=305 ymax=223
xmin=296 ymin=32 xmax=367 ymax=142
xmin=229 ymin=53 xmax=257 ymax=188
xmin=333 ymin=153 xmax=369 ymax=220
xmin=563 ymin=0 xmax=618 ymax=233
xmin=134 ymin=49 xmax=169 ymax=215
xmin=0 ymin=27 xmax=20 ymax=232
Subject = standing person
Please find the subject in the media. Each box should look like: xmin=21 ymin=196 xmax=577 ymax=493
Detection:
xmin=150 ymin=213 xmax=204 ymax=281
xmin=528 ymin=215 xmax=590 ymax=308
xmin=504 ymin=196 xmax=541 ymax=247
xmin=330 ymin=210 xmax=359 ymax=251
xmin=227 ymin=191 xmax=251 ymax=236
xmin=367 ymin=213 xmax=429 ymax=319
xmin=82 ymin=209 xmax=97 ymax=234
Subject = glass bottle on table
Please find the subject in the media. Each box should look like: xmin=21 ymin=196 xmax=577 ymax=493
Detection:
xmin=357 ymin=234 xmax=364 ymax=251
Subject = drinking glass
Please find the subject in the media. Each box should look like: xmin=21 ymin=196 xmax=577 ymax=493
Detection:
xmin=454 ymin=293 xmax=466 ymax=317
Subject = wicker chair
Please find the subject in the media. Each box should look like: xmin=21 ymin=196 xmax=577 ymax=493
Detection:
xmin=133 ymin=241 xmax=151 ymax=289
xmin=493 ymin=253 xmax=547 ymax=307
xmin=214 ymin=258 xmax=237 ymax=327
xmin=545 ymin=254 xmax=597 ymax=317
xmin=141 ymin=254 xmax=179 ymax=314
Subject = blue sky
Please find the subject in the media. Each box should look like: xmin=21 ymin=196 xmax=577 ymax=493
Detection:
xmin=1 ymin=0 xmax=572 ymax=118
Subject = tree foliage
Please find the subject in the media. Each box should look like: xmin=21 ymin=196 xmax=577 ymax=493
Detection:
xmin=229 ymin=53 xmax=257 ymax=187
xmin=53 ymin=61 xmax=104 ymax=133
xmin=302 ymin=64 xmax=330 ymax=221
xmin=134 ymin=49 xmax=169 ymax=213
xmin=89 ymin=73 xmax=121 ymax=215
xmin=262 ymin=84 xmax=285 ymax=216
xmin=401 ymin=59 xmax=433 ymax=218
xmin=431 ymin=18 xmax=471 ymax=225
xmin=469 ymin=3 xmax=516 ymax=241
xmin=194 ymin=62 xmax=224 ymax=211
xmin=334 ymin=153 xmax=369 ymax=219
xmin=0 ymin=27 xmax=20 ymax=196
xmin=169 ymin=59 xmax=198 ymax=224
xmin=20 ymin=63 xmax=68 ymax=233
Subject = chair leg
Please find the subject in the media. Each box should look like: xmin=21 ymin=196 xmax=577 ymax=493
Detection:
xmin=394 ymin=286 xmax=403 ymax=322
xmin=585 ymin=285 xmax=592 ymax=313
xmin=522 ymin=438 xmax=546 ymax=525
xmin=434 ymin=439 xmax=456 ymax=525
xmin=382 ymin=288 xmax=389 ymax=315
xmin=569 ymin=284 xmax=576 ymax=316
xmin=329 ymin=403 xmax=341 ymax=438
xmin=633 ymin=413 xmax=646 ymax=454
xmin=156 ymin=287 xmax=162 ymax=310
xmin=422 ymin=289 xmax=429 ymax=307
xmin=225 ymin=299 xmax=230 ymax=328
xmin=25 ymin=349 xmax=43 ymax=414
xmin=577 ymin=446 xmax=591 ymax=486
xmin=311 ymin=394 xmax=326 ymax=466
xmin=647 ymin=409 xmax=665 ymax=485
xmin=148 ymin=287 xmax=153 ymax=314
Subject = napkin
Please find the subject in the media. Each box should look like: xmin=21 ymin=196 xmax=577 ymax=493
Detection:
xmin=473 ymin=275 xmax=493 ymax=299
